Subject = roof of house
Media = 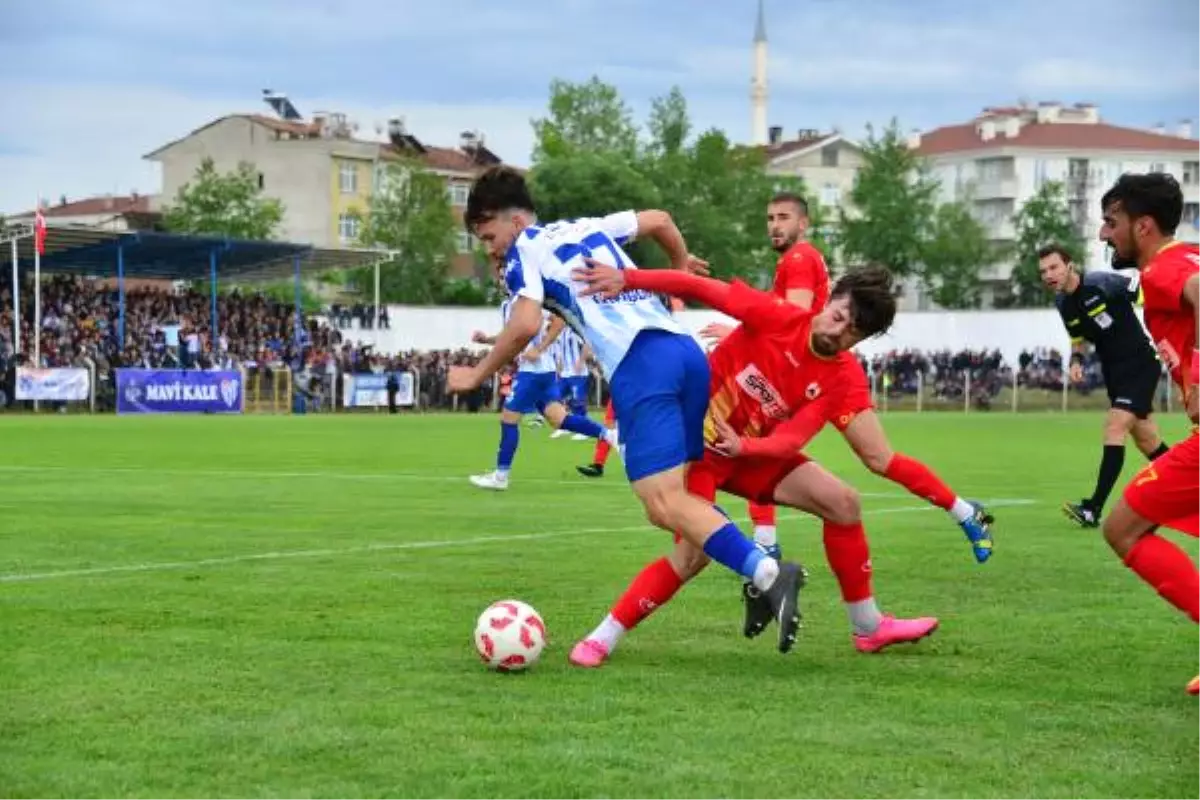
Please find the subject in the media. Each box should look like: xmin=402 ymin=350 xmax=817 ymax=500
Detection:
xmin=760 ymin=133 xmax=843 ymax=161
xmin=144 ymin=113 xmax=503 ymax=175
xmin=916 ymin=120 xmax=1198 ymax=156
xmin=24 ymin=195 xmax=153 ymax=219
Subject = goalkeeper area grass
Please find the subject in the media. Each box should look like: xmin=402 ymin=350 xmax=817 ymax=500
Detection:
xmin=2 ymin=412 xmax=1196 ymax=798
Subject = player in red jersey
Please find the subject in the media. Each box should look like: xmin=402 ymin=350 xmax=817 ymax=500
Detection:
xmin=565 ymin=260 xmax=939 ymax=667
xmin=1096 ymin=172 xmax=1199 ymax=695
xmin=698 ymin=193 xmax=994 ymax=568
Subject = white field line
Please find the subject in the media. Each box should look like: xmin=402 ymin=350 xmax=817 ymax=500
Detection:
xmin=0 ymin=463 xmax=1025 ymax=501
xmin=0 ymin=499 xmax=1035 ymax=584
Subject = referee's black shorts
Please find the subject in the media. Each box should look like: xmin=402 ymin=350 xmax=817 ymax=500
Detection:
xmin=1105 ymin=362 xmax=1161 ymax=419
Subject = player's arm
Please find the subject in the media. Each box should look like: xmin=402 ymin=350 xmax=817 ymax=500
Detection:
xmin=575 ymin=259 xmax=801 ymax=330
xmin=471 ymin=331 xmax=499 ymax=345
xmin=1180 ymin=273 xmax=1200 ymax=386
xmin=599 ymin=209 xmax=703 ymax=273
xmin=712 ymin=401 xmax=829 ymax=460
xmin=576 ymin=342 xmax=593 ymax=374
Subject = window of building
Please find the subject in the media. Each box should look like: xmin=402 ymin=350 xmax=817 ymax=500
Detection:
xmin=819 ymin=183 xmax=840 ymax=207
xmin=1183 ymin=161 xmax=1200 ymax=185
xmin=1184 ymin=202 xmax=1200 ymax=230
xmin=457 ymin=231 xmax=475 ymax=253
xmin=338 ymin=213 xmax=360 ymax=244
xmin=821 ymin=145 xmax=838 ymax=168
xmin=1148 ymin=162 xmax=1166 ymax=174
xmin=257 ymin=172 xmax=265 ymax=190
xmin=339 ymin=162 xmax=358 ymax=194
xmin=448 ymin=183 xmax=470 ymax=206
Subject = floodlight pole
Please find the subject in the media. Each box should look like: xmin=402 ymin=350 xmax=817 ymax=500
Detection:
xmin=10 ymin=238 xmax=18 ymax=356
xmin=374 ymin=260 xmax=381 ymax=330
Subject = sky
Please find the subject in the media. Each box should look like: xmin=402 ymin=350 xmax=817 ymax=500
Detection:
xmin=2 ymin=0 xmax=1197 ymax=216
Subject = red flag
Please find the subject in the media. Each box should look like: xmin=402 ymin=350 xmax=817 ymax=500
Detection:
xmin=33 ymin=208 xmax=47 ymax=256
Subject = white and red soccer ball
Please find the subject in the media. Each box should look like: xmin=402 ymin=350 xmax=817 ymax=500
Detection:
xmin=474 ymin=599 xmax=546 ymax=672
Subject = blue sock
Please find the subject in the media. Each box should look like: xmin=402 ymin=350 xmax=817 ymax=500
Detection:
xmin=559 ymin=413 xmax=606 ymax=440
xmin=497 ymin=422 xmax=519 ymax=473
xmin=702 ymin=522 xmax=765 ymax=581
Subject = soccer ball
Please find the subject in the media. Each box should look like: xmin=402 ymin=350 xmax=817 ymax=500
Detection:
xmin=474 ymin=599 xmax=546 ymax=671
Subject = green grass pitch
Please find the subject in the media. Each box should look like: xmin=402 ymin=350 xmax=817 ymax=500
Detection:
xmin=1 ymin=412 xmax=1196 ymax=798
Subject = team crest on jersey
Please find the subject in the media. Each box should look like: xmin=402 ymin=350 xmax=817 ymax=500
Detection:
xmin=735 ymin=364 xmax=790 ymax=419
xmin=805 ymin=382 xmax=821 ymax=400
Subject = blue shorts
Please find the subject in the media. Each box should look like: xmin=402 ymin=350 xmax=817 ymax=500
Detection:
xmin=609 ymin=329 xmax=709 ymax=482
xmin=562 ymin=375 xmax=589 ymax=407
xmin=505 ymin=371 xmax=563 ymax=414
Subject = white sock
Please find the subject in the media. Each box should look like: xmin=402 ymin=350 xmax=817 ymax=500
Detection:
xmin=604 ymin=427 xmax=620 ymax=446
xmin=495 ymin=468 xmax=510 ymax=481
xmin=847 ymin=598 xmax=884 ymax=635
xmin=588 ymin=614 xmax=626 ymax=650
xmin=949 ymin=498 xmax=974 ymax=523
xmin=751 ymin=557 xmax=780 ymax=592
xmin=753 ymin=525 xmax=778 ymax=547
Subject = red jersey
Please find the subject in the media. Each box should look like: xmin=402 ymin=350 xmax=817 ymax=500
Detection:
xmin=772 ymin=241 xmax=829 ymax=311
xmin=703 ymin=281 xmax=855 ymax=450
xmin=1140 ymin=242 xmax=1199 ymax=395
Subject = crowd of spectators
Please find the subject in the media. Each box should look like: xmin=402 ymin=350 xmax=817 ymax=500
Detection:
xmin=0 ymin=275 xmax=1157 ymax=414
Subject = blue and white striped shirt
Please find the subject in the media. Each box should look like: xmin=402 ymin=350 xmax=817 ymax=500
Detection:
xmin=555 ymin=329 xmax=589 ymax=378
xmin=503 ymin=211 xmax=683 ymax=379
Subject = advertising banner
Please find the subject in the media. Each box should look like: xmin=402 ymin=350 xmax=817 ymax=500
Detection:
xmin=117 ymin=369 xmax=244 ymax=415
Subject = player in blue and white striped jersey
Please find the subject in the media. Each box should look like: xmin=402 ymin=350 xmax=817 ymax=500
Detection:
xmin=447 ymin=166 xmax=802 ymax=650
xmin=549 ymin=328 xmax=593 ymax=440
xmin=467 ymin=296 xmax=617 ymax=490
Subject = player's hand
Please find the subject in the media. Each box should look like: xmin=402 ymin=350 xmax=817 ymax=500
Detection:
xmin=573 ymin=258 xmax=627 ymax=299
xmin=710 ymin=415 xmax=743 ymax=458
xmin=471 ymin=330 xmax=490 ymax=344
xmin=681 ymin=254 xmax=709 ymax=276
xmin=1186 ymin=387 xmax=1199 ymax=424
xmin=1069 ymin=363 xmax=1083 ymax=384
xmin=699 ymin=322 xmax=735 ymax=343
xmin=447 ymin=365 xmax=482 ymax=393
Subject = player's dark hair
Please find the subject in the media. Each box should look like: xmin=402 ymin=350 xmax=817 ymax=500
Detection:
xmin=1036 ymin=243 xmax=1076 ymax=265
xmin=770 ymin=192 xmax=809 ymax=217
xmin=465 ymin=166 xmax=537 ymax=230
xmin=831 ymin=264 xmax=896 ymax=338
xmin=1099 ymin=172 xmax=1183 ymax=236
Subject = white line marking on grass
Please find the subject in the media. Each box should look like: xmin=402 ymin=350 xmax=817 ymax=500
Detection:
xmin=0 ymin=464 xmax=1034 ymax=503
xmin=0 ymin=499 xmax=1036 ymax=584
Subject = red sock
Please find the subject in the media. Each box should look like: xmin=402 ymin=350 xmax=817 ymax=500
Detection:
xmin=1124 ymin=534 xmax=1200 ymax=622
xmin=822 ymin=521 xmax=874 ymax=602
xmin=593 ymin=401 xmax=616 ymax=466
xmin=748 ymin=502 xmax=776 ymax=527
xmin=610 ymin=557 xmax=684 ymax=630
xmin=883 ymin=453 xmax=956 ymax=510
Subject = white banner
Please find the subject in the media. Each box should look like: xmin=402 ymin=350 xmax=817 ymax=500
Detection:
xmin=16 ymin=367 xmax=91 ymax=401
xmin=343 ymin=372 xmax=415 ymax=408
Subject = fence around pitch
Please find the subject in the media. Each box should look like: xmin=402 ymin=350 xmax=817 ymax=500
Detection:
xmin=868 ymin=368 xmax=1178 ymax=415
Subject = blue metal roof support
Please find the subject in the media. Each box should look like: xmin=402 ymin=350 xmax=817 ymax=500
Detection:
xmin=293 ymin=254 xmax=303 ymax=354
xmin=117 ymin=243 xmax=126 ymax=349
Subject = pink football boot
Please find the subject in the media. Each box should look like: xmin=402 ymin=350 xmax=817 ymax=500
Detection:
xmin=853 ymin=614 xmax=939 ymax=653
xmin=568 ymin=639 xmax=611 ymax=668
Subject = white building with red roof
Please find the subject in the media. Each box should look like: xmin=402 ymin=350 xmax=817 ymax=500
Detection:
xmin=911 ymin=101 xmax=1199 ymax=307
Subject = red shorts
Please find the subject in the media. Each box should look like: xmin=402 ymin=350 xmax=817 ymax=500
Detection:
xmin=828 ymin=359 xmax=874 ymax=432
xmin=1123 ymin=432 xmax=1199 ymax=537
xmin=686 ymin=449 xmax=811 ymax=506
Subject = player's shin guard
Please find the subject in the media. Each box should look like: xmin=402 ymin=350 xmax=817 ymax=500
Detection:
xmin=497 ymin=421 xmax=519 ymax=475
xmin=1124 ymin=534 xmax=1200 ymax=622
xmin=610 ymin=557 xmax=685 ymax=631
xmin=883 ymin=453 xmax=956 ymax=510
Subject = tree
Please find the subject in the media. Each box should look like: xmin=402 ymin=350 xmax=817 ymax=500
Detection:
xmin=531 ymin=77 xmax=639 ymax=163
xmin=355 ymin=158 xmax=458 ymax=304
xmin=162 ymin=158 xmax=284 ymax=239
xmin=920 ymin=202 xmax=993 ymax=309
xmin=645 ymin=86 xmax=691 ymax=159
xmin=838 ymin=120 xmax=939 ymax=278
xmin=1004 ymin=180 xmax=1087 ymax=307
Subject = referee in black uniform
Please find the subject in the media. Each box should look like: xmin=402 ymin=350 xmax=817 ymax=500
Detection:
xmin=1039 ymin=243 xmax=1170 ymax=527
